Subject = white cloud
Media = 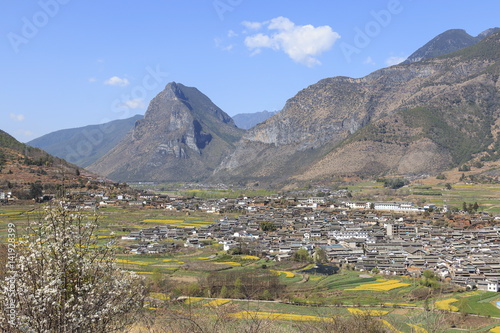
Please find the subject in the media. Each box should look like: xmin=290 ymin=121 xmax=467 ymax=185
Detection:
xmin=241 ymin=20 xmax=263 ymax=31
xmin=363 ymin=56 xmax=376 ymax=66
xmin=214 ymin=37 xmax=234 ymax=52
xmin=117 ymin=98 xmax=145 ymax=109
xmin=88 ymin=77 xmax=97 ymax=83
xmin=10 ymin=113 xmax=25 ymax=122
xmin=104 ymin=76 xmax=130 ymax=87
xmin=243 ymin=17 xmax=340 ymax=67
xmin=227 ymin=30 xmax=238 ymax=37
xmin=385 ymin=56 xmax=406 ymax=66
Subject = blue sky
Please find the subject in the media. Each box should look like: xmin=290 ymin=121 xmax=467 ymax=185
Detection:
xmin=1 ymin=0 xmax=499 ymax=142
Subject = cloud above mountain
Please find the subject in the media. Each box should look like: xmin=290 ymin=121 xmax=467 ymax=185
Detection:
xmin=243 ymin=17 xmax=340 ymax=67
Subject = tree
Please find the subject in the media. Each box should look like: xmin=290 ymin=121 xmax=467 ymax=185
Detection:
xmin=313 ymin=247 xmax=328 ymax=264
xmin=0 ymin=203 xmax=145 ymax=332
xmin=293 ymin=248 xmax=311 ymax=262
xmin=219 ymin=285 xmax=228 ymax=298
xmin=259 ymin=221 xmax=276 ymax=232
xmin=445 ymin=183 xmax=452 ymax=190
xmin=29 ymin=181 xmax=43 ymax=200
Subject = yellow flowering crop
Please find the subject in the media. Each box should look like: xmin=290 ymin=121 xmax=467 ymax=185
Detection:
xmin=407 ymin=323 xmax=428 ymax=333
xmin=184 ymin=297 xmax=203 ymax=304
xmin=241 ymin=255 xmax=259 ymax=260
xmin=213 ymin=262 xmax=241 ymax=266
xmin=114 ymin=259 xmax=150 ymax=266
xmin=434 ymin=298 xmax=459 ymax=311
xmin=270 ymin=270 xmax=295 ymax=278
xmin=203 ymin=299 xmax=231 ymax=307
xmin=380 ymin=319 xmax=401 ymax=332
xmin=231 ymin=311 xmax=331 ymax=322
xmin=345 ymin=280 xmax=409 ymax=291
xmin=347 ymin=308 xmax=388 ymax=316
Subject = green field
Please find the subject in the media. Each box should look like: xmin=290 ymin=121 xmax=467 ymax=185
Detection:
xmin=349 ymin=182 xmax=500 ymax=213
xmin=3 ymin=203 xmax=500 ymax=332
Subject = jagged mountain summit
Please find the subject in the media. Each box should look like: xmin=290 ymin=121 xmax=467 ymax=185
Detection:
xmin=88 ymin=82 xmax=244 ymax=182
xmin=214 ymin=31 xmax=500 ymax=185
xmin=28 ymin=115 xmax=142 ymax=167
xmin=402 ymin=27 xmax=499 ymax=64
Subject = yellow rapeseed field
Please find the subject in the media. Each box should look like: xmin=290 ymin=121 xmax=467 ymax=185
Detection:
xmin=115 ymin=259 xmax=150 ymax=266
xmin=407 ymin=323 xmax=428 ymax=333
xmin=203 ymin=299 xmax=231 ymax=307
xmin=347 ymin=308 xmax=388 ymax=316
xmin=241 ymin=255 xmax=259 ymax=260
xmin=434 ymin=298 xmax=459 ymax=311
xmin=231 ymin=311 xmax=331 ymax=322
xmin=213 ymin=262 xmax=241 ymax=266
xmin=270 ymin=270 xmax=295 ymax=278
xmin=380 ymin=319 xmax=401 ymax=332
xmin=184 ymin=297 xmax=204 ymax=304
xmin=345 ymin=280 xmax=409 ymax=291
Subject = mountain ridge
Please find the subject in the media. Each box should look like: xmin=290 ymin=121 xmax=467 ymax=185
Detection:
xmin=28 ymin=115 xmax=143 ymax=167
xmin=214 ymin=31 xmax=500 ymax=185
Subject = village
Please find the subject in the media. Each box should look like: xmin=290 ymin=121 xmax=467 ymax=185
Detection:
xmin=84 ymin=191 xmax=500 ymax=294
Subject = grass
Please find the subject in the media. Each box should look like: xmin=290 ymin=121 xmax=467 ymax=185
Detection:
xmin=455 ymin=293 xmax=500 ymax=316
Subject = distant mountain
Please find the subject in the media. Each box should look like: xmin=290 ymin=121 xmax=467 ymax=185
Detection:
xmin=28 ymin=115 xmax=142 ymax=168
xmin=233 ymin=110 xmax=279 ymax=130
xmin=214 ymin=31 xmax=500 ymax=185
xmin=403 ymin=27 xmax=499 ymax=64
xmin=88 ymin=82 xmax=244 ymax=182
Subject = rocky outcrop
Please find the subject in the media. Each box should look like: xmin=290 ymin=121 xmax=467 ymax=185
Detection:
xmin=88 ymin=82 xmax=244 ymax=182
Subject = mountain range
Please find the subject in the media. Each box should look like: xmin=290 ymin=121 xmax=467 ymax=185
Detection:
xmin=216 ymin=30 xmax=500 ymax=185
xmin=28 ymin=115 xmax=142 ymax=167
xmin=20 ymin=28 xmax=500 ymax=187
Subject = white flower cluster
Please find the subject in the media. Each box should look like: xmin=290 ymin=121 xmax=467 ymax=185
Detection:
xmin=0 ymin=204 xmax=145 ymax=332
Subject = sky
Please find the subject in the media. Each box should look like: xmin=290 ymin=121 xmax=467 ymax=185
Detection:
xmin=1 ymin=0 xmax=499 ymax=143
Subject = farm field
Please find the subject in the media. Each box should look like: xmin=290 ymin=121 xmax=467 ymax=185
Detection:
xmin=349 ymin=182 xmax=500 ymax=214
xmin=4 ymin=203 xmax=500 ymax=332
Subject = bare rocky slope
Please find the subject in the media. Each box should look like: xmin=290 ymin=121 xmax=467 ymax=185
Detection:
xmin=88 ymin=82 xmax=244 ymax=182
xmin=214 ymin=31 xmax=500 ymax=185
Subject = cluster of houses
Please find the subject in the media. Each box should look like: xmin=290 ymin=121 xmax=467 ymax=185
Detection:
xmin=120 ymin=196 xmax=500 ymax=292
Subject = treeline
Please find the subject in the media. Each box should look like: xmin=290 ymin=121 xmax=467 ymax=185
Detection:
xmin=376 ymin=178 xmax=408 ymax=189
